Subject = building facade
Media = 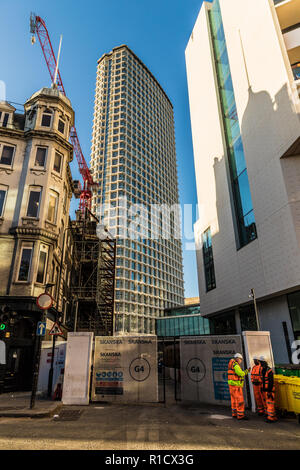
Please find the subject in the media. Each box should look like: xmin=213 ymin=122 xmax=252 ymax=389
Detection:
xmin=186 ymin=0 xmax=300 ymax=362
xmin=0 ymin=86 xmax=74 ymax=391
xmin=91 ymin=45 xmax=184 ymax=335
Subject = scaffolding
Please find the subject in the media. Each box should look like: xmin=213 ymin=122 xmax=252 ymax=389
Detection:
xmin=69 ymin=213 xmax=116 ymax=336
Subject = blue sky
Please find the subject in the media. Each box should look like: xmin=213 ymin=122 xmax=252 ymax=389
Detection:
xmin=0 ymin=0 xmax=205 ymax=299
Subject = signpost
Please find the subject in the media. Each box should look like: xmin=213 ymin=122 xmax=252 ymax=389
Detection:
xmin=30 ymin=293 xmax=53 ymax=409
xmin=36 ymin=321 xmax=46 ymax=337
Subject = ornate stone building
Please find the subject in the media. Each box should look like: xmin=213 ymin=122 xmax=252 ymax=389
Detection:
xmin=0 ymin=86 xmax=74 ymax=392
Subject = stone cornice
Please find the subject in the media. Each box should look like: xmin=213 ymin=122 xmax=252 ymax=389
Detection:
xmin=24 ymin=129 xmax=74 ymax=159
xmin=0 ymin=127 xmax=73 ymax=161
xmin=9 ymin=226 xmax=59 ymax=241
xmin=0 ymin=128 xmax=25 ymax=139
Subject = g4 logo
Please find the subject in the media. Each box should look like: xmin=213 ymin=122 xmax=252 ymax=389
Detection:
xmin=186 ymin=358 xmax=206 ymax=383
xmin=129 ymin=357 xmax=151 ymax=382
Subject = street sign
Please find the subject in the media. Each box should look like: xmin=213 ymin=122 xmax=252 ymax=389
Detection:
xmin=36 ymin=321 xmax=46 ymax=336
xmin=36 ymin=293 xmax=53 ymax=310
xmin=49 ymin=322 xmax=63 ymax=336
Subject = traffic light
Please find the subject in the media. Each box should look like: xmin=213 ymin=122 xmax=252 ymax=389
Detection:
xmin=0 ymin=307 xmax=11 ymax=338
xmin=0 ymin=314 xmax=9 ymax=332
xmin=0 ymin=306 xmax=20 ymax=338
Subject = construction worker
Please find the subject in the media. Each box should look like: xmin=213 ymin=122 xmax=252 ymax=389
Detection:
xmin=260 ymin=356 xmax=278 ymax=423
xmin=250 ymin=355 xmax=266 ymax=416
xmin=228 ymin=353 xmax=251 ymax=420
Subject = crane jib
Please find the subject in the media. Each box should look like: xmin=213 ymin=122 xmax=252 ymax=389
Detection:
xmin=30 ymin=13 xmax=96 ymax=212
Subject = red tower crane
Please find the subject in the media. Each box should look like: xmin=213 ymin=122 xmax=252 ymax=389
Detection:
xmin=30 ymin=13 xmax=96 ymax=213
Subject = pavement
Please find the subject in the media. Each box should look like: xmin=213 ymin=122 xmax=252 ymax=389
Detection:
xmin=0 ymin=391 xmax=63 ymax=418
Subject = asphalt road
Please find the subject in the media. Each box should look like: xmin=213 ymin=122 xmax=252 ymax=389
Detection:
xmin=0 ymin=401 xmax=300 ymax=450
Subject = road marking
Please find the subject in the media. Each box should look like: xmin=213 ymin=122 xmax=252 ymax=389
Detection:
xmin=209 ymin=415 xmax=232 ymax=420
xmin=239 ymin=428 xmax=262 ymax=431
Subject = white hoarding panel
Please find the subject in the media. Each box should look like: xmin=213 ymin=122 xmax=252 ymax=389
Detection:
xmin=180 ymin=335 xmax=247 ymax=406
xmin=37 ymin=341 xmax=66 ymax=395
xmin=91 ymin=336 xmax=158 ymax=403
xmin=62 ymin=332 xmax=93 ymax=405
xmin=242 ymin=331 xmax=274 ymax=412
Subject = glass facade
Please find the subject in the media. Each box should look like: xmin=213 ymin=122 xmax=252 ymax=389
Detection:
xmin=156 ymin=304 xmax=210 ymax=337
xmin=202 ymin=227 xmax=216 ymax=291
xmin=91 ymin=46 xmax=185 ymax=335
xmin=239 ymin=305 xmax=257 ymax=331
xmin=209 ymin=0 xmax=257 ymax=248
xmin=209 ymin=310 xmax=236 ymax=335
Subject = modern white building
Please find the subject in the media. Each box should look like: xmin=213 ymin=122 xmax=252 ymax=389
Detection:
xmin=186 ymin=0 xmax=300 ymax=362
xmin=91 ymin=45 xmax=184 ymax=335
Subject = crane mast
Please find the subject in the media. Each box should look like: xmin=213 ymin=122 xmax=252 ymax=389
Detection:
xmin=30 ymin=13 xmax=96 ymax=213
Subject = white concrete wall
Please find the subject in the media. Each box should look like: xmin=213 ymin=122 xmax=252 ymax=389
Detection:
xmin=258 ymin=296 xmax=295 ymax=363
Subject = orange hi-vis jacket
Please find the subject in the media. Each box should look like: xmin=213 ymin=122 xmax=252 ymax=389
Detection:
xmin=261 ymin=368 xmax=275 ymax=393
xmin=251 ymin=364 xmax=262 ymax=385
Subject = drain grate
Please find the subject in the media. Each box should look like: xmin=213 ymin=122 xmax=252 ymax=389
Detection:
xmin=53 ymin=409 xmax=83 ymax=421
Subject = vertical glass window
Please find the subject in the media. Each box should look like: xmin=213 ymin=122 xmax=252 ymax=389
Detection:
xmin=47 ymin=191 xmax=59 ymax=223
xmin=202 ymin=227 xmax=216 ymax=292
xmin=0 ymin=145 xmax=14 ymax=166
xmin=2 ymin=113 xmax=9 ymax=127
xmin=26 ymin=187 xmax=41 ymax=218
xmin=36 ymin=245 xmax=48 ymax=284
xmin=18 ymin=246 xmax=33 ymax=281
xmin=58 ymin=118 xmax=65 ymax=134
xmin=41 ymin=110 xmax=52 ymax=127
xmin=0 ymin=186 xmax=7 ymax=217
xmin=209 ymin=0 xmax=257 ymax=248
xmin=53 ymin=152 xmax=63 ymax=173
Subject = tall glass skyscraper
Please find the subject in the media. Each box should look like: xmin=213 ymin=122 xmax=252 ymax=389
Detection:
xmin=91 ymin=45 xmax=184 ymax=335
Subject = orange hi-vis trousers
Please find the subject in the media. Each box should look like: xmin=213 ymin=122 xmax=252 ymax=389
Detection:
xmin=229 ymin=385 xmax=245 ymax=419
xmin=263 ymin=392 xmax=277 ymax=422
xmin=253 ymin=384 xmax=266 ymax=414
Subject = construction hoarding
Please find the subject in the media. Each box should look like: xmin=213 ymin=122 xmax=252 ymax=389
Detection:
xmin=243 ymin=330 xmax=274 ymax=412
xmin=180 ymin=335 xmax=248 ymax=406
xmin=91 ymin=335 xmax=158 ymax=403
xmin=62 ymin=332 xmax=94 ymax=405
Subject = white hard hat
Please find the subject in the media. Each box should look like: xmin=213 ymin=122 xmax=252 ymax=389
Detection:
xmin=259 ymin=355 xmax=266 ymax=361
xmin=253 ymin=355 xmax=259 ymax=360
xmin=234 ymin=353 xmax=243 ymax=359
